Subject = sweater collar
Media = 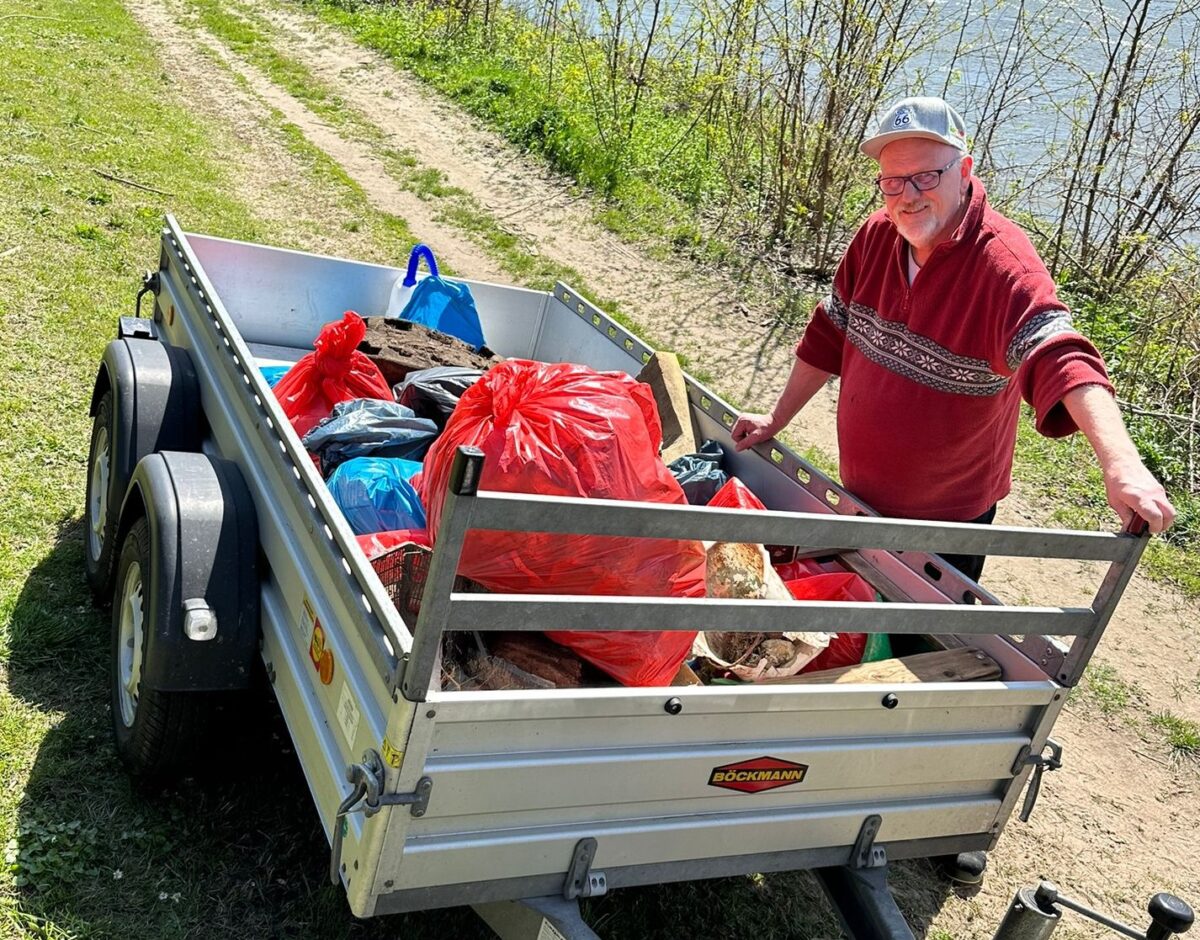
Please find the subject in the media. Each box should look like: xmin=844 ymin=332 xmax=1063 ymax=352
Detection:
xmin=948 ymin=175 xmax=987 ymax=247
xmin=888 ymin=174 xmax=988 ymax=270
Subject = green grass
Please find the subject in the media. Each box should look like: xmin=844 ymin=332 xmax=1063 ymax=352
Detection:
xmin=0 ymin=0 xmax=458 ymax=936
xmin=1150 ymin=712 xmax=1200 ymax=759
xmin=1072 ymin=664 xmax=1142 ymax=717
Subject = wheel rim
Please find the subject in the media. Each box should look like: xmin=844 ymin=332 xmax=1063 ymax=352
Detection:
xmin=88 ymin=426 xmax=110 ymax=561
xmin=117 ymin=560 xmax=144 ymax=728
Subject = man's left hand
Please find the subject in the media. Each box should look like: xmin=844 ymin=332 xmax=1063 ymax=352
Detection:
xmin=1103 ymin=458 xmax=1176 ymax=533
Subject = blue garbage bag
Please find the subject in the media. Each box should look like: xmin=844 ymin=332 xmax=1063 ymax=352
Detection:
xmin=326 ymin=457 xmax=427 ymax=535
xmin=399 ymin=274 xmax=486 ymax=352
xmin=260 ymin=365 xmax=290 ymax=388
xmin=667 ymin=440 xmax=728 ymax=505
xmin=302 ymin=398 xmax=439 ymax=475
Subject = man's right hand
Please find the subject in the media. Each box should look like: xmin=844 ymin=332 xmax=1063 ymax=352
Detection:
xmin=730 ymin=413 xmax=779 ymax=452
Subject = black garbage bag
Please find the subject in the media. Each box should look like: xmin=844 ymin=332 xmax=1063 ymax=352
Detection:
xmin=303 ymin=398 xmax=439 ymax=475
xmin=394 ymin=366 xmax=486 ymax=429
xmin=667 ymin=439 xmax=728 ymax=505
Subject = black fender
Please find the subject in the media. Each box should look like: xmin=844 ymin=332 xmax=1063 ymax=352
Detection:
xmin=89 ymin=334 xmax=203 ymax=527
xmin=117 ymin=452 xmax=259 ymax=692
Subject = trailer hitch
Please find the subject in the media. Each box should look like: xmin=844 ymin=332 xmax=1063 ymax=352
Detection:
xmin=135 ymin=270 xmax=159 ymax=318
xmin=1012 ymin=738 xmax=1062 ymax=822
xmin=992 ymin=880 xmax=1193 ymax=939
xmin=328 ymin=750 xmax=432 ymax=885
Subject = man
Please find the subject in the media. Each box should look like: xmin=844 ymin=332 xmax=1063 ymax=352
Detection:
xmin=732 ymin=96 xmax=1174 ymax=586
xmin=731 ymin=96 xmax=1174 ymax=887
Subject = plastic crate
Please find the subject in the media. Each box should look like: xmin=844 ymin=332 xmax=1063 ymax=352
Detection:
xmin=371 ymin=542 xmax=485 ymax=621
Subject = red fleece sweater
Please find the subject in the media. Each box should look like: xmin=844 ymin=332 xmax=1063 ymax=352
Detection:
xmin=796 ymin=177 xmax=1112 ymax=521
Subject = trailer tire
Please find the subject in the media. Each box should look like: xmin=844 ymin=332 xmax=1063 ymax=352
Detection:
xmin=85 ymin=390 xmax=119 ymax=601
xmin=111 ymin=515 xmax=211 ymax=781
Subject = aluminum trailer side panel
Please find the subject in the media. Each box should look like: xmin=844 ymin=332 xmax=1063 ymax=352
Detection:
xmin=368 ymin=681 xmax=1051 ymax=898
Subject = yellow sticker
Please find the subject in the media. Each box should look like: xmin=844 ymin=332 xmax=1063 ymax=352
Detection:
xmin=381 ymin=737 xmax=404 ymax=768
xmin=309 ymin=622 xmax=335 ymax=685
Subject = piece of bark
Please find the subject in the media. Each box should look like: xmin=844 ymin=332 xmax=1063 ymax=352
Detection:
xmin=758 ymin=647 xmax=1002 ymax=685
xmin=359 ymin=316 xmax=502 ymax=388
xmin=636 ymin=352 xmax=696 ymax=464
xmin=488 ymin=632 xmax=588 ymax=688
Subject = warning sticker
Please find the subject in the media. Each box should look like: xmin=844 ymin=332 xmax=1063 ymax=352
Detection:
xmin=309 ymin=622 xmax=335 ymax=685
xmin=381 ymin=737 xmax=404 ymax=768
xmin=537 ymin=922 xmax=568 ymax=940
xmin=707 ymin=756 xmax=808 ymax=794
xmin=336 ymin=684 xmax=360 ymax=748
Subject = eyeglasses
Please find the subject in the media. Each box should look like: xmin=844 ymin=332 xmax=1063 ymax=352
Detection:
xmin=874 ymin=158 xmax=963 ymax=197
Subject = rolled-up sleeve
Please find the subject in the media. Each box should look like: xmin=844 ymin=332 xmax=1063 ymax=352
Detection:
xmin=1018 ymin=338 xmax=1113 ymax=437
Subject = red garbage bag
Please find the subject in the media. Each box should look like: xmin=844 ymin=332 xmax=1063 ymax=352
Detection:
xmin=783 ymin=572 xmax=876 ymax=672
xmin=273 ymin=312 xmax=394 ymax=437
xmin=707 ymin=477 xmax=766 ymax=511
xmin=415 ymin=359 xmax=706 ymax=686
xmin=356 ymin=529 xmax=430 ymax=562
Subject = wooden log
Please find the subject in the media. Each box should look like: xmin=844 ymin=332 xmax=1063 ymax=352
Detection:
xmin=758 ymin=647 xmax=1002 ymax=685
xmin=488 ymin=632 xmax=589 ymax=688
xmin=636 ymin=351 xmax=697 ymax=464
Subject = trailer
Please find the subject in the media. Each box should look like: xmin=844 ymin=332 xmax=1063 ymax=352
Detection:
xmin=83 ymin=217 xmax=1160 ymax=939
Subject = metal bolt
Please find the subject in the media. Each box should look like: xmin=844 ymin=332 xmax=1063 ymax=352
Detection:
xmin=881 ymin=693 xmax=899 ymax=709
xmin=426 ymin=709 xmax=436 ymax=719
xmin=384 ymin=880 xmax=394 ymax=889
xmin=664 ymin=697 xmax=683 ymax=715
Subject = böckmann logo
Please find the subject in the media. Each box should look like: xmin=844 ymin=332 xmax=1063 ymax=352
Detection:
xmin=707 ymin=757 xmax=809 ymax=793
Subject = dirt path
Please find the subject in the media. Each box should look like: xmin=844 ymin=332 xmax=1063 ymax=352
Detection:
xmin=122 ymin=0 xmax=1200 ymax=934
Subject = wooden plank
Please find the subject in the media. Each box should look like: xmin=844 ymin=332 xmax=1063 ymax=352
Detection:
xmin=636 ymin=351 xmax=697 ymax=464
xmin=758 ymin=647 xmax=1002 ymax=685
xmin=671 ymin=662 xmax=703 ymax=686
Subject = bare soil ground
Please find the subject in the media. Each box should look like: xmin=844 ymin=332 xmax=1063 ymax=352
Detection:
xmin=122 ymin=0 xmax=1200 ymax=934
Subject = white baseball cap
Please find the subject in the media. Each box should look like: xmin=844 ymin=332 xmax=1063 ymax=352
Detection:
xmin=861 ymin=97 xmax=969 ymax=159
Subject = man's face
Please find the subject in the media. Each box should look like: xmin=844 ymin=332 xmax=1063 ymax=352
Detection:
xmin=877 ymin=139 xmax=973 ymax=259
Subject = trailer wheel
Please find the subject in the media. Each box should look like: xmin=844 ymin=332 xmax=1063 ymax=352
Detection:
xmin=111 ymin=515 xmax=208 ymax=780
xmin=85 ymin=390 xmax=118 ymax=600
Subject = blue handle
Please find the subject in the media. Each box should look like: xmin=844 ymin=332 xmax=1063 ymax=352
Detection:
xmin=403 ymin=244 xmax=439 ymax=287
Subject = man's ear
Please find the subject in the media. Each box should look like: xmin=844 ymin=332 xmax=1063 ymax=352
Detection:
xmin=960 ymin=154 xmax=974 ymax=191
